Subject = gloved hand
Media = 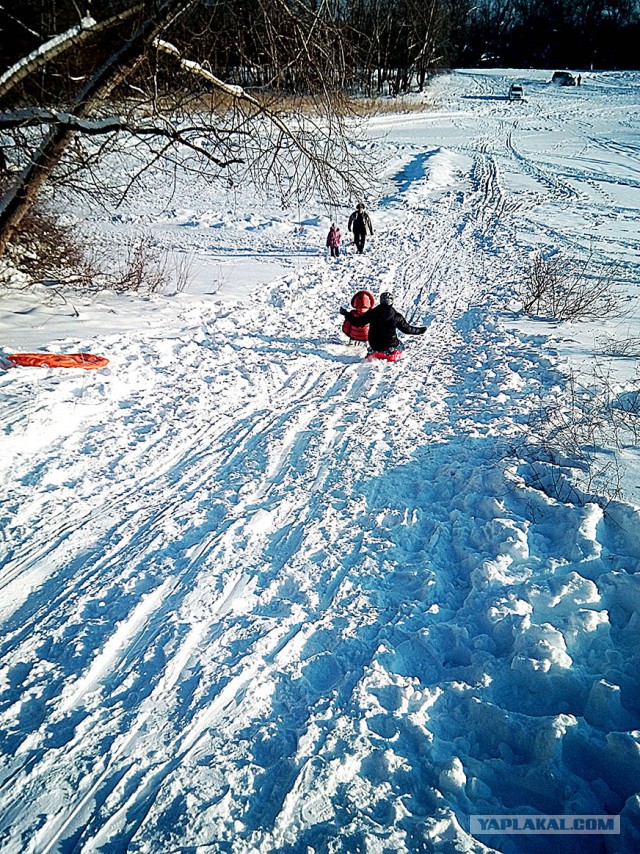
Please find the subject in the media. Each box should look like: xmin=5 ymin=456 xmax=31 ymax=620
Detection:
xmin=339 ymin=307 xmax=349 ymax=317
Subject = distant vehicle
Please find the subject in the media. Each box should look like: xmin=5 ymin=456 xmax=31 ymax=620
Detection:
xmin=508 ymin=83 xmax=524 ymax=101
xmin=552 ymin=71 xmax=576 ymax=86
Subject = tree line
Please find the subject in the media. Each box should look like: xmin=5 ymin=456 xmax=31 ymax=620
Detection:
xmin=462 ymin=0 xmax=640 ymax=71
xmin=4 ymin=1 xmax=638 ymax=99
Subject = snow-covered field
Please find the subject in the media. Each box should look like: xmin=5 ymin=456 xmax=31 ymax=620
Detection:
xmin=1 ymin=68 xmax=640 ymax=853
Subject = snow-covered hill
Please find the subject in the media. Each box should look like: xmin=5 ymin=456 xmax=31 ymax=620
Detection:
xmin=1 ymin=69 xmax=640 ymax=853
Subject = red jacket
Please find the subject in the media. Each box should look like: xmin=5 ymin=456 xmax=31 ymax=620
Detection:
xmin=341 ymin=290 xmax=374 ymax=342
xmin=326 ymin=227 xmax=342 ymax=248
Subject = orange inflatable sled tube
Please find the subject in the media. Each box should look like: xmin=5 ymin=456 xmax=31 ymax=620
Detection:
xmin=7 ymin=353 xmax=109 ymax=370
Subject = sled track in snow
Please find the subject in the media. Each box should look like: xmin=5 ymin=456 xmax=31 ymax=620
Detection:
xmin=505 ymin=124 xmax=580 ymax=201
xmin=469 ymin=146 xmax=506 ymax=235
xmin=0 ymin=137 xmax=517 ymax=852
xmin=0 ymin=304 xmax=459 ymax=851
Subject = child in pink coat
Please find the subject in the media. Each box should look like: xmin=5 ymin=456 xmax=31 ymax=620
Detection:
xmin=326 ymin=223 xmax=342 ymax=258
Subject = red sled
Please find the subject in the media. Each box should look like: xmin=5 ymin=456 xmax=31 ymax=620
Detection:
xmin=7 ymin=352 xmax=109 ymax=370
xmin=366 ymin=350 xmax=403 ymax=363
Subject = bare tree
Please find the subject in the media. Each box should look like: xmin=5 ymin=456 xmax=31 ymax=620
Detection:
xmin=519 ymin=250 xmax=623 ymax=321
xmin=341 ymin=0 xmax=461 ymax=97
xmin=0 ymin=0 xmax=368 ymax=259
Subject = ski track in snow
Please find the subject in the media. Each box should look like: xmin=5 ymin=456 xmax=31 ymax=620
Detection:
xmin=1 ymin=69 xmax=640 ymax=853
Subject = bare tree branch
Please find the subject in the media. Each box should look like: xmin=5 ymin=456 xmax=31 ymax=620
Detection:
xmin=0 ymin=0 xmax=198 ymax=255
xmin=0 ymin=6 xmax=144 ymax=102
xmin=151 ymin=37 xmax=365 ymax=198
xmin=0 ymin=0 xmax=372 ymax=261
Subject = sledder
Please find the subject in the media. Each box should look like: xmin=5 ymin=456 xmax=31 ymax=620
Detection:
xmin=339 ymin=292 xmax=426 ymax=361
xmin=341 ymin=289 xmax=375 ymax=343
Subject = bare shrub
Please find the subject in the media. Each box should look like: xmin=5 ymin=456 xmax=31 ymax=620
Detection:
xmin=205 ymin=263 xmax=228 ymax=296
xmin=519 ymin=251 xmax=622 ymax=320
xmin=596 ymin=334 xmax=640 ymax=359
xmin=7 ymin=206 xmax=99 ymax=288
xmin=0 ymin=211 xmax=193 ymax=296
xmin=102 ymin=235 xmax=171 ymax=294
xmin=171 ymin=250 xmax=197 ymax=294
xmin=93 ymin=235 xmax=198 ymax=294
xmin=516 ymin=363 xmax=640 ymax=506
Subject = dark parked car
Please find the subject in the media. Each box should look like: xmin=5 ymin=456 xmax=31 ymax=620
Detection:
xmin=552 ymin=71 xmax=576 ymax=86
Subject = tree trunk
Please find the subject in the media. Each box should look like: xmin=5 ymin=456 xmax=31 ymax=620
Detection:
xmin=0 ymin=130 xmax=74 ymax=257
xmin=0 ymin=0 xmax=192 ymax=258
xmin=0 ymin=6 xmax=144 ymax=103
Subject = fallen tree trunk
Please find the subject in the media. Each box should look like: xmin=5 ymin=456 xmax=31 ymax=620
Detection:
xmin=0 ymin=0 xmax=194 ymax=258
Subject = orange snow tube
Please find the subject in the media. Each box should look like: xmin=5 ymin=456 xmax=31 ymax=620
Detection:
xmin=341 ymin=289 xmax=375 ymax=342
xmin=7 ymin=353 xmax=109 ymax=370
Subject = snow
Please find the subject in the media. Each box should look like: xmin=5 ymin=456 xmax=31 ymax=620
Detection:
xmin=1 ymin=68 xmax=640 ymax=852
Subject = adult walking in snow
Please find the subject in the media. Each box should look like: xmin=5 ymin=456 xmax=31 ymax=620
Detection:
xmin=339 ymin=292 xmax=426 ymax=356
xmin=348 ymin=203 xmax=373 ymax=254
xmin=326 ymin=223 xmax=342 ymax=258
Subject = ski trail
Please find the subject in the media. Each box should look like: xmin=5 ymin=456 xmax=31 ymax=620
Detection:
xmin=1 ymin=128 xmax=513 ymax=851
xmin=2 ymin=311 xmax=431 ymax=851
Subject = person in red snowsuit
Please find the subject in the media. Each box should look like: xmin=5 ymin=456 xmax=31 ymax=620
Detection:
xmin=341 ymin=290 xmax=375 ymax=342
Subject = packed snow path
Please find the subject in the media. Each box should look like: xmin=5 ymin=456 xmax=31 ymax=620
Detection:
xmin=1 ymin=70 xmax=640 ymax=853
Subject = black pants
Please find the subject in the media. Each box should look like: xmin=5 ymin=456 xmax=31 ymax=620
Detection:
xmin=330 ymin=246 xmax=339 ymax=257
xmin=353 ymin=229 xmax=366 ymax=253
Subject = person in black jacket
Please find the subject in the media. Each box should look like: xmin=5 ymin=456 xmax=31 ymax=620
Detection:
xmin=339 ymin=292 xmax=426 ymax=354
xmin=348 ymin=203 xmax=374 ymax=254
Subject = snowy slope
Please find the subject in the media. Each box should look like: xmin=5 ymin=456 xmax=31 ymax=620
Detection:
xmin=1 ymin=70 xmax=640 ymax=853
